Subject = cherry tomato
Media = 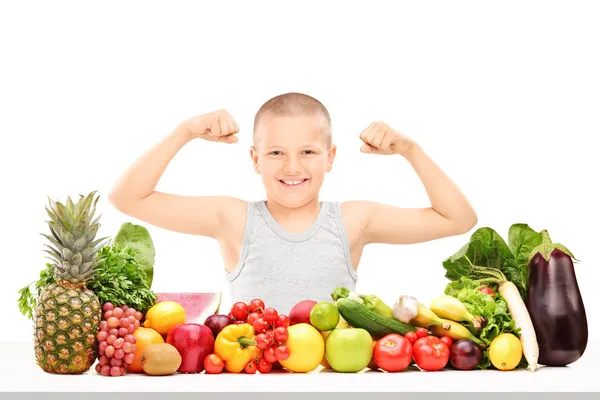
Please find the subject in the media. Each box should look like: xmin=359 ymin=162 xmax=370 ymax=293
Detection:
xmin=253 ymin=317 xmax=267 ymax=333
xmin=255 ymin=333 xmax=269 ymax=350
xmin=231 ymin=302 xmax=249 ymax=321
xmin=373 ymin=334 xmax=413 ymax=372
xmin=404 ymin=331 xmax=418 ymax=344
xmin=257 ymin=359 xmax=272 ymax=374
xmin=416 ymin=328 xmax=428 ymax=338
xmin=204 ymin=354 xmax=224 ymax=374
xmin=440 ymin=335 xmax=453 ymax=349
xmin=412 ymin=336 xmax=450 ymax=371
xmin=249 ymin=299 xmax=265 ymax=314
xmin=247 ymin=312 xmax=260 ymax=326
xmin=275 ymin=314 xmax=290 ymax=328
xmin=273 ymin=327 xmax=288 ymax=343
xmin=479 ymin=286 xmax=495 ymax=297
xmin=274 ymin=345 xmax=290 ymax=361
xmin=263 ymin=307 xmax=279 ymax=324
xmin=263 ymin=347 xmax=278 ymax=364
xmin=244 ymin=360 xmax=258 ymax=374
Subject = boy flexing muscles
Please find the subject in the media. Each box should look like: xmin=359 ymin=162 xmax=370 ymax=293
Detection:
xmin=109 ymin=92 xmax=477 ymax=314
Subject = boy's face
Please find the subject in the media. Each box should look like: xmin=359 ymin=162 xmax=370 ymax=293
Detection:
xmin=250 ymin=113 xmax=336 ymax=209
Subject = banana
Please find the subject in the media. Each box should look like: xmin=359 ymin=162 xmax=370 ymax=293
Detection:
xmin=430 ymin=295 xmax=487 ymax=330
xmin=411 ymin=303 xmax=450 ymax=329
xmin=430 ymin=319 xmax=486 ymax=347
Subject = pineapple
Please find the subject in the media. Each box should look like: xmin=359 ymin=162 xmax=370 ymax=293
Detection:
xmin=34 ymin=191 xmax=108 ymax=374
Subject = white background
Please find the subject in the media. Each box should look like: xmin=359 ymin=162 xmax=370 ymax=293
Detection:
xmin=1 ymin=0 xmax=598 ymax=348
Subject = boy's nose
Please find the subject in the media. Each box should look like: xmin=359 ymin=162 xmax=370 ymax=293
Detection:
xmin=283 ymin=155 xmax=302 ymax=174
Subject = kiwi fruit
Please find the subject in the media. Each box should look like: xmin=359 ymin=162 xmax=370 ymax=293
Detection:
xmin=141 ymin=343 xmax=182 ymax=376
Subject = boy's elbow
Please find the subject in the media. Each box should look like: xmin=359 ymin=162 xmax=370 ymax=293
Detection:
xmin=107 ymin=189 xmax=128 ymax=212
xmin=456 ymin=212 xmax=479 ymax=235
xmin=457 ymin=211 xmax=478 ymax=234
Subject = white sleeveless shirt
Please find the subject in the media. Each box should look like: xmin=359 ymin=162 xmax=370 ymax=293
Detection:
xmin=226 ymin=200 xmax=358 ymax=315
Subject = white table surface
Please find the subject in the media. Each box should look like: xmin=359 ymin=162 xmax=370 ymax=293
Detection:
xmin=1 ymin=341 xmax=598 ymax=392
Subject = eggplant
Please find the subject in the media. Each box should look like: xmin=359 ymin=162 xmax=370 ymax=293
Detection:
xmin=525 ymin=230 xmax=587 ymax=366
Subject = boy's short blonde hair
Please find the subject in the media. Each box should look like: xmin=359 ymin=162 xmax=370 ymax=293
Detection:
xmin=253 ymin=92 xmax=332 ymax=147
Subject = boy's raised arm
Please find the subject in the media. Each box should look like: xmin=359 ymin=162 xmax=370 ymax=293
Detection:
xmin=351 ymin=121 xmax=478 ymax=245
xmin=108 ymin=110 xmax=245 ymax=239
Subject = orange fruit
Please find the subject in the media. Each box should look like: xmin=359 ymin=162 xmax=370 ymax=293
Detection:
xmin=128 ymin=327 xmax=165 ymax=373
xmin=143 ymin=301 xmax=186 ymax=336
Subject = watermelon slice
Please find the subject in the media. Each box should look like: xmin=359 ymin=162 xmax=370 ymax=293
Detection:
xmin=155 ymin=292 xmax=222 ymax=324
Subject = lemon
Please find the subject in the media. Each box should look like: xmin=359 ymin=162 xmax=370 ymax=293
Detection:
xmin=279 ymin=323 xmax=324 ymax=373
xmin=489 ymin=333 xmax=522 ymax=371
xmin=310 ymin=302 xmax=340 ymax=331
xmin=143 ymin=301 xmax=186 ymax=336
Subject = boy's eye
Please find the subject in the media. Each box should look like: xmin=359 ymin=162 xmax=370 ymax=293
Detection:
xmin=269 ymin=151 xmax=282 ymax=155
xmin=302 ymin=150 xmax=315 ymax=155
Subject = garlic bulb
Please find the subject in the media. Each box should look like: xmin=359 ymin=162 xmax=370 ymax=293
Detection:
xmin=393 ymin=295 xmax=419 ymax=323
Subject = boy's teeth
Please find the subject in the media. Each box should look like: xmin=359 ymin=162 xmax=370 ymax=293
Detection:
xmin=283 ymin=180 xmax=304 ymax=185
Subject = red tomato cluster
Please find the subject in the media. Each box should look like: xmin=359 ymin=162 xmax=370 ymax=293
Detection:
xmin=372 ymin=327 xmax=453 ymax=372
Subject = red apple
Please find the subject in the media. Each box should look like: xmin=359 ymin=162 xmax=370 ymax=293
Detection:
xmin=289 ymin=300 xmax=318 ymax=325
xmin=166 ymin=323 xmax=214 ymax=373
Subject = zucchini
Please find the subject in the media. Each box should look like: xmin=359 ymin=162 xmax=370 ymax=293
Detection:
xmin=336 ymin=298 xmax=416 ymax=339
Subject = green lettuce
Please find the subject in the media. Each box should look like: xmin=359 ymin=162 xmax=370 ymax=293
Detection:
xmin=443 ymin=224 xmax=542 ymax=299
xmin=113 ymin=222 xmax=155 ymax=287
xmin=445 ymin=277 xmax=527 ymax=370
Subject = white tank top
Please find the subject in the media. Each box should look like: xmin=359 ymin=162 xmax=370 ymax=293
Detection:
xmin=226 ymin=200 xmax=358 ymax=315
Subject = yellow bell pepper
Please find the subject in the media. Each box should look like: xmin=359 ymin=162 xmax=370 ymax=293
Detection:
xmin=214 ymin=323 xmax=260 ymax=373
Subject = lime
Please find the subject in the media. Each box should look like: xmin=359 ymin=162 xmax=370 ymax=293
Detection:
xmin=309 ymin=302 xmax=340 ymax=331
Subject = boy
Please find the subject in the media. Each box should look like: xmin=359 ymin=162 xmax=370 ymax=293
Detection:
xmin=108 ymin=92 xmax=478 ymax=314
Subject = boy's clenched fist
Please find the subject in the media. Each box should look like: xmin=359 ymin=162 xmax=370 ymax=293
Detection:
xmin=184 ymin=109 xmax=240 ymax=143
xmin=359 ymin=121 xmax=414 ymax=156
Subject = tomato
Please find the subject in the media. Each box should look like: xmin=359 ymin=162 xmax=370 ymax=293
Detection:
xmin=274 ymin=327 xmax=288 ymax=343
xmin=204 ymin=354 xmax=224 ymax=374
xmin=257 ymin=358 xmax=272 ymax=373
xmin=440 ymin=335 xmax=453 ymax=349
xmin=231 ymin=302 xmax=249 ymax=321
xmin=373 ymin=334 xmax=413 ymax=372
xmin=253 ymin=318 xmax=267 ymax=333
xmin=263 ymin=347 xmax=278 ymax=363
xmin=255 ymin=333 xmax=269 ymax=350
xmin=247 ymin=312 xmax=260 ymax=326
xmin=404 ymin=331 xmax=418 ymax=344
xmin=275 ymin=345 xmax=290 ymax=361
xmin=244 ymin=360 xmax=258 ymax=374
xmin=275 ymin=314 xmax=290 ymax=328
xmin=263 ymin=307 xmax=279 ymax=324
xmin=416 ymin=328 xmax=428 ymax=339
xmin=249 ymin=299 xmax=265 ymax=314
xmin=478 ymin=286 xmax=495 ymax=297
xmin=412 ymin=336 xmax=450 ymax=371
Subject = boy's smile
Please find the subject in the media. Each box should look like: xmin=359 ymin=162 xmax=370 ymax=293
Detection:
xmin=279 ymin=178 xmax=309 ymax=189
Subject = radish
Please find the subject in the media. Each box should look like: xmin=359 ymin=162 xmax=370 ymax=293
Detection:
xmin=465 ymin=259 xmax=539 ymax=371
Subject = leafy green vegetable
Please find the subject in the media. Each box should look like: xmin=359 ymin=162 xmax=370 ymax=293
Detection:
xmin=445 ymin=277 xmax=527 ymax=370
xmin=17 ymin=264 xmax=56 ymax=319
xmin=89 ymin=246 xmax=157 ymax=314
xmin=443 ymin=224 xmax=542 ymax=299
xmin=113 ymin=222 xmax=155 ymax=287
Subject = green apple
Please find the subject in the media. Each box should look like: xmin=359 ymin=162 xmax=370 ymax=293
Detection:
xmin=325 ymin=328 xmax=374 ymax=373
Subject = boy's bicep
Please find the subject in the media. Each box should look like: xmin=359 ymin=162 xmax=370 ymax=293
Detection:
xmin=112 ymin=192 xmax=244 ymax=238
xmin=361 ymin=202 xmax=465 ymax=245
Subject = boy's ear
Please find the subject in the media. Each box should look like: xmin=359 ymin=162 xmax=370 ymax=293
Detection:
xmin=250 ymin=146 xmax=261 ymax=174
xmin=326 ymin=144 xmax=337 ymax=173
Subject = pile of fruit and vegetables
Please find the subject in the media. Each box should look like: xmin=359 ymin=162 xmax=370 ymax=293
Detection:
xmin=17 ymin=192 xmax=589 ymax=376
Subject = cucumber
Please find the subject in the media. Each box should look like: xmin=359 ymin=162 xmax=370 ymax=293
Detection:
xmin=336 ymin=298 xmax=416 ymax=339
